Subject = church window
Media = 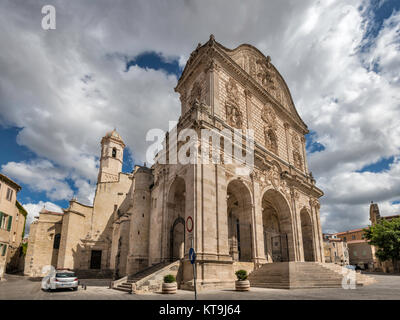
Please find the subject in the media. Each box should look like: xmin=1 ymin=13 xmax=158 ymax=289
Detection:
xmin=53 ymin=233 xmax=61 ymax=249
xmin=112 ymin=148 xmax=117 ymax=158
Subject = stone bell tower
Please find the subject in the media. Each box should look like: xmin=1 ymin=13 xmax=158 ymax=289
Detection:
xmin=98 ymin=129 xmax=125 ymax=183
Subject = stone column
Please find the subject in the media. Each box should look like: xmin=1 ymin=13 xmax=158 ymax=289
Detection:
xmin=244 ymin=89 xmax=253 ymax=132
xmin=313 ymin=199 xmax=324 ymax=262
xmin=284 ymin=123 xmax=291 ymax=165
xmin=205 ymin=58 xmax=220 ymax=118
xmin=250 ymin=172 xmax=266 ymax=264
xmin=308 ymin=202 xmax=319 ymax=262
xmin=301 ymin=136 xmax=308 ymax=174
xmin=290 ymin=188 xmax=301 ymax=261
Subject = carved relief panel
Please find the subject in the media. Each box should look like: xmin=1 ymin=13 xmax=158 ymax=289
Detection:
xmin=291 ymin=132 xmax=303 ymax=171
xmin=262 ymin=103 xmax=279 ymax=154
xmin=225 ymin=77 xmax=243 ymax=129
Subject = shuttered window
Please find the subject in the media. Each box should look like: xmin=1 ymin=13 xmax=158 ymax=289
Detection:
xmin=6 ymin=188 xmax=13 ymax=201
xmin=7 ymin=216 xmax=12 ymax=231
xmin=1 ymin=244 xmax=6 ymax=256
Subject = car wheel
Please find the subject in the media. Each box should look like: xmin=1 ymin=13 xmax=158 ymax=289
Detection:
xmin=73 ymin=287 xmax=78 ymax=291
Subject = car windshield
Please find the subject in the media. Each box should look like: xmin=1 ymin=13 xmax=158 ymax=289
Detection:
xmin=56 ymin=272 xmax=76 ymax=278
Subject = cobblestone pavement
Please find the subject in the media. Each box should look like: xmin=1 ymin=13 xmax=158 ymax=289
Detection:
xmin=1 ymin=273 xmax=400 ymax=300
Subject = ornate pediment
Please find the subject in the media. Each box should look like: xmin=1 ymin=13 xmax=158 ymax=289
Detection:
xmin=217 ymin=43 xmax=307 ymax=132
xmin=175 ymin=36 xmax=308 ymax=134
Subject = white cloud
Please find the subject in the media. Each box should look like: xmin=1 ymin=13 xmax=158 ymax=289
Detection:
xmin=0 ymin=0 xmax=399 ymax=233
xmin=22 ymin=201 xmax=63 ymax=236
xmin=1 ymin=160 xmax=73 ymax=201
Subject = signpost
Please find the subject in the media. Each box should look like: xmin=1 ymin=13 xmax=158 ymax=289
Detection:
xmin=187 ymin=216 xmax=197 ymax=300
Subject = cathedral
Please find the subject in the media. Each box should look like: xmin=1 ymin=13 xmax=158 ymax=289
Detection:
xmin=25 ymin=36 xmax=329 ymax=291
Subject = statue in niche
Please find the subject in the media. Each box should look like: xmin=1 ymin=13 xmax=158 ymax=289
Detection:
xmin=225 ymin=78 xmax=243 ymax=129
xmin=264 ymin=127 xmax=278 ymax=154
xmin=226 ymin=103 xmax=243 ymax=129
xmin=261 ymin=103 xmax=278 ymax=132
xmin=189 ymin=81 xmax=202 ymax=105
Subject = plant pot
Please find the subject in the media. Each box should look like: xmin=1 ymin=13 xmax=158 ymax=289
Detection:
xmin=162 ymin=282 xmax=177 ymax=294
xmin=235 ymin=280 xmax=250 ymax=291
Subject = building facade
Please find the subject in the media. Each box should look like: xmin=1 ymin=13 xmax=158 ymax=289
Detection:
xmin=0 ymin=173 xmax=26 ymax=279
xmin=323 ymin=233 xmax=349 ymax=266
xmin=25 ymin=37 xmax=325 ymax=289
xmin=332 ymin=202 xmax=400 ymax=272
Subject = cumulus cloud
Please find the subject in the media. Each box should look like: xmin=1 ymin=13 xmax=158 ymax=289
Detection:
xmin=1 ymin=160 xmax=73 ymax=201
xmin=0 ymin=0 xmax=399 ymax=233
xmin=22 ymin=201 xmax=63 ymax=235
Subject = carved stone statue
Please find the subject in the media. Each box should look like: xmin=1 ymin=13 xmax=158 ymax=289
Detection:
xmin=261 ymin=103 xmax=278 ymax=132
xmin=225 ymin=78 xmax=243 ymax=129
xmin=189 ymin=81 xmax=202 ymax=105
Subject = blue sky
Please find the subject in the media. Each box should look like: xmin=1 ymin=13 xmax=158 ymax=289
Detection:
xmin=0 ymin=0 xmax=399 ymax=234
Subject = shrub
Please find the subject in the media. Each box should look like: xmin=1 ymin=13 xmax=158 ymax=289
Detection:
xmin=164 ymin=274 xmax=176 ymax=283
xmin=235 ymin=269 xmax=248 ymax=281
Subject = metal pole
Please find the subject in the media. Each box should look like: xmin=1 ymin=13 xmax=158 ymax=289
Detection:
xmin=191 ymin=237 xmax=197 ymax=300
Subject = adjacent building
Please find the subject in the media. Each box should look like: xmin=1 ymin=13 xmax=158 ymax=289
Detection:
xmin=332 ymin=202 xmax=400 ymax=272
xmin=0 ymin=173 xmax=26 ymax=279
xmin=323 ymin=233 xmax=349 ymax=265
xmin=335 ymin=227 xmax=376 ymax=270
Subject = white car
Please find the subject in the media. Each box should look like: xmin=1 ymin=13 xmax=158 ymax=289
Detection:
xmin=41 ymin=270 xmax=79 ymax=291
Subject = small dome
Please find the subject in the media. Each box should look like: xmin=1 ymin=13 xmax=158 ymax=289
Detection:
xmin=104 ymin=129 xmax=123 ymax=141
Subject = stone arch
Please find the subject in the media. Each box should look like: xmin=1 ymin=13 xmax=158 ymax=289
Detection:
xmin=167 ymin=177 xmax=186 ymax=261
xmin=226 ymin=179 xmax=253 ymax=262
xmin=300 ymin=207 xmax=315 ymax=262
xmin=170 ymin=217 xmax=185 ymax=260
xmin=261 ymin=188 xmax=295 ymax=262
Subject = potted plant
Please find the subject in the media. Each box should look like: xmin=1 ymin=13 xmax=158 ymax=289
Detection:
xmin=235 ymin=270 xmax=250 ymax=291
xmin=162 ymin=274 xmax=177 ymax=294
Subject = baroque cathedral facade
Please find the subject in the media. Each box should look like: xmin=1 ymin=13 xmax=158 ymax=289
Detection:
xmin=25 ymin=36 xmax=325 ymax=290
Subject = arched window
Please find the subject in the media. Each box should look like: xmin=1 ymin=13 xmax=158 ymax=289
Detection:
xmin=112 ymin=147 xmax=117 ymax=158
xmin=53 ymin=233 xmax=61 ymax=249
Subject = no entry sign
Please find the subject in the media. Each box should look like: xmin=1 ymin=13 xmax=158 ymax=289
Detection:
xmin=186 ymin=216 xmax=193 ymax=233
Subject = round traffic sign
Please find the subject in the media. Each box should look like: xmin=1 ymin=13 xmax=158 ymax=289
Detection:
xmin=186 ymin=216 xmax=194 ymax=233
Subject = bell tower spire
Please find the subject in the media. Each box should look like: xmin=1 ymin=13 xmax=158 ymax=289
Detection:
xmin=98 ymin=129 xmax=125 ymax=183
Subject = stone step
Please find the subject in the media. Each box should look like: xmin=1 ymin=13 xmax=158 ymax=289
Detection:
xmin=114 ymin=285 xmax=132 ymax=293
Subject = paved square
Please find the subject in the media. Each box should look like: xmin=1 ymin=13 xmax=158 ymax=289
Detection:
xmin=1 ymin=273 xmax=400 ymax=300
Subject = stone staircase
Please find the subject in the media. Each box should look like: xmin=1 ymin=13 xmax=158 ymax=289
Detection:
xmin=248 ymin=262 xmax=375 ymax=289
xmin=112 ymin=260 xmax=181 ymax=293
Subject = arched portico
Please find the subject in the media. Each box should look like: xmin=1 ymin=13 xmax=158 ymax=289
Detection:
xmin=261 ymin=189 xmax=295 ymax=262
xmin=226 ymin=179 xmax=253 ymax=262
xmin=167 ymin=177 xmax=186 ymax=261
